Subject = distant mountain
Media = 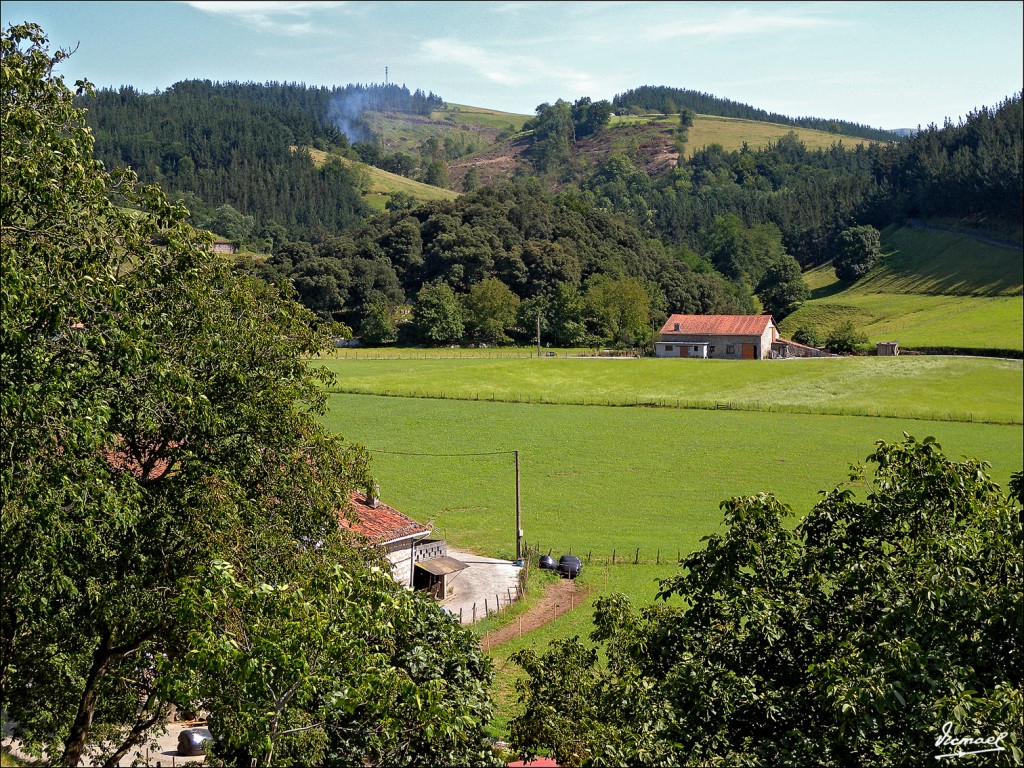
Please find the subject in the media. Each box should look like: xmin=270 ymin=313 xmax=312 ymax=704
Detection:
xmin=889 ymin=128 xmax=920 ymax=137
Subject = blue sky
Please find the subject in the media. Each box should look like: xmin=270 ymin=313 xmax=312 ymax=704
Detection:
xmin=3 ymin=1 xmax=1022 ymax=129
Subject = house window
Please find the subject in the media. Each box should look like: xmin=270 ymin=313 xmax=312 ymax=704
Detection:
xmin=726 ymin=344 xmax=735 ymax=354
xmin=692 ymin=346 xmax=699 ymax=352
xmin=674 ymin=323 xmax=680 ymax=331
xmin=665 ymin=345 xmax=673 ymax=351
xmin=710 ymin=346 xmax=716 ymax=353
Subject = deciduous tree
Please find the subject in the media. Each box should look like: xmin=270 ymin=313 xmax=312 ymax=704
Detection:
xmin=511 ymin=436 xmax=1023 ymax=766
xmin=833 ymin=224 xmax=882 ymax=282
xmin=1 ymin=24 xmax=496 ymax=767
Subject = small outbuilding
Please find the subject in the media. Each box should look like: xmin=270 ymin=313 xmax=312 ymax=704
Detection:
xmin=877 ymin=341 xmax=900 ymax=356
xmin=771 ymin=338 xmax=827 ymax=358
xmin=210 ymin=238 xmax=238 ymax=254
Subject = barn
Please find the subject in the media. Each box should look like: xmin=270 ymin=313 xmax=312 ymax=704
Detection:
xmin=656 ymin=315 xmax=780 ymax=360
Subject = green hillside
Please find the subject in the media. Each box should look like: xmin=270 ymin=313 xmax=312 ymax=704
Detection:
xmin=364 ymin=103 xmax=530 ymax=156
xmin=450 ymin=109 xmax=883 ymax=186
xmin=780 ymin=225 xmax=1024 ymax=352
xmin=609 ymin=112 xmax=875 ymax=157
xmin=300 ymin=147 xmax=459 ymax=210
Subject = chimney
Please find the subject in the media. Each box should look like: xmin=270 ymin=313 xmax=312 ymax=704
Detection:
xmin=367 ymin=483 xmax=380 ymax=509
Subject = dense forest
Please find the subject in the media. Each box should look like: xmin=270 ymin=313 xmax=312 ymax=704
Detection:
xmin=78 ymin=77 xmax=1023 ymax=347
xmin=613 ymin=85 xmax=903 ymax=142
xmin=81 ymin=81 xmax=442 ymax=242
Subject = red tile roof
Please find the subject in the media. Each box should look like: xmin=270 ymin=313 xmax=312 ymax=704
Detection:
xmin=340 ymin=490 xmax=430 ymax=545
xmin=660 ymin=314 xmax=775 ymax=336
xmin=103 ymin=441 xmax=174 ymax=481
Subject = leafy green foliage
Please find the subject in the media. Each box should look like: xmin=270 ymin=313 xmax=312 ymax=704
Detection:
xmin=826 ymin=319 xmax=869 ymax=353
xmin=757 ymin=255 xmax=810 ymax=319
xmin=834 ymin=224 xmax=882 ymax=282
xmin=584 ymin=274 xmax=653 ymax=348
xmin=462 ymin=277 xmax=521 ymax=345
xmin=166 ymin=554 xmax=500 ymax=768
xmin=1 ymin=24 xmax=495 ymax=767
xmin=413 ymin=281 xmax=465 ymax=344
xmin=509 ymin=435 xmax=1023 ymax=766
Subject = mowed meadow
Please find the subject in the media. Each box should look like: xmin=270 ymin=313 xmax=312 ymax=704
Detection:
xmin=316 ymin=357 xmax=1023 ymax=561
xmin=316 ymin=352 xmax=1022 ymax=740
xmin=780 ymin=225 xmax=1024 ymax=352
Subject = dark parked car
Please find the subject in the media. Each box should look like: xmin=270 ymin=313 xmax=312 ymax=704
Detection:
xmin=556 ymin=554 xmax=583 ymax=579
xmin=538 ymin=554 xmax=557 ymax=570
xmin=177 ymin=729 xmax=210 ymax=757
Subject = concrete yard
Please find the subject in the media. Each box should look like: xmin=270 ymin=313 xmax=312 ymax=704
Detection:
xmin=440 ymin=549 xmax=523 ymax=624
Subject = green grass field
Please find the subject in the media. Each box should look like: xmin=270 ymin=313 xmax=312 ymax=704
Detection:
xmin=782 ymin=226 xmax=1024 ymax=351
xmin=315 ymin=351 xmax=1022 ymax=740
xmin=315 ymin=356 xmax=1023 ymax=425
xmin=435 ymin=104 xmax=531 ymax=132
xmin=319 ymin=391 xmax=1022 ymax=561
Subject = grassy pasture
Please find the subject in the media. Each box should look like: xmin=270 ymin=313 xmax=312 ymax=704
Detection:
xmin=315 ymin=356 xmax=1023 ymax=425
xmin=299 ymin=147 xmax=458 ymax=210
xmin=608 ymin=113 xmax=876 ymax=157
xmin=782 ymin=226 xmax=1024 ymax=351
xmin=320 ymin=392 xmax=1022 ymax=562
xmin=434 ymin=104 xmax=531 ymax=131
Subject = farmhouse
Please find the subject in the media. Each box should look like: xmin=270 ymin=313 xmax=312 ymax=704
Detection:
xmin=656 ymin=314 xmax=780 ymax=360
xmin=341 ymin=489 xmax=466 ymax=598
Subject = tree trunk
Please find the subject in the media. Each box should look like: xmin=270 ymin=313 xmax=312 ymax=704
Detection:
xmin=62 ymin=639 xmax=111 ymax=767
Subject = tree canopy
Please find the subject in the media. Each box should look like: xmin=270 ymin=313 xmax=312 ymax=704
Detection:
xmin=1 ymin=23 xmax=497 ymax=767
xmin=510 ymin=435 xmax=1023 ymax=767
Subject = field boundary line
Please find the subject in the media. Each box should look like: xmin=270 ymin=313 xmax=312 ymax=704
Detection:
xmin=323 ymin=387 xmax=1022 ymax=426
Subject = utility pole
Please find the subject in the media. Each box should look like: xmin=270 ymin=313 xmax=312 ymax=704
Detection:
xmin=515 ymin=450 xmax=522 ymax=561
xmin=385 ymin=66 xmax=389 ymax=85
xmin=536 ymin=310 xmax=541 ymax=358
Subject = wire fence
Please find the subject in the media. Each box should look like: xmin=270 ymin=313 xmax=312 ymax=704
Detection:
xmin=323 ymin=348 xmax=644 ymax=360
xmin=522 ymin=540 xmax=689 ymax=568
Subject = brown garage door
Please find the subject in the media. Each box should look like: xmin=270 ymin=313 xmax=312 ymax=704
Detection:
xmin=742 ymin=343 xmax=757 ymax=359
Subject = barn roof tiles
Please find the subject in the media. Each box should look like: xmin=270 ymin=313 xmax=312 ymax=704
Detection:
xmin=341 ymin=490 xmax=431 ymax=544
xmin=660 ymin=314 xmax=776 ymax=336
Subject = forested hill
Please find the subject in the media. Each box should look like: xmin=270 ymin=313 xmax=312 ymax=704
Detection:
xmin=613 ymin=85 xmax=900 ymax=141
xmin=80 ymin=81 xmax=442 ymax=241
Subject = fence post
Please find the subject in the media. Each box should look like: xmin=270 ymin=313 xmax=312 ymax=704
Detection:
xmin=485 ymin=598 xmax=489 ymax=616
xmin=473 ymin=603 xmax=477 ymax=622
xmin=460 ymin=607 xmax=463 ymax=624
xmin=635 ymin=547 xmax=639 ymax=564
xmin=587 ymin=550 xmax=591 ymax=564
xmin=657 ymin=548 xmax=660 ymax=564
xmin=612 ymin=548 xmax=616 ymax=564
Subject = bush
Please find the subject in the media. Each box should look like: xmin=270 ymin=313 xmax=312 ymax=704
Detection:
xmin=792 ymin=326 xmax=820 ymax=347
xmin=825 ymin=319 xmax=868 ymax=353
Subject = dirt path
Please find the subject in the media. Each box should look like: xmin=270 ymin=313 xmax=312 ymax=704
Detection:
xmin=481 ymin=578 xmax=587 ymax=650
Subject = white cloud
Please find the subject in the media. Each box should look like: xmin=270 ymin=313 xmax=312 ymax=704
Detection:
xmin=181 ymin=1 xmax=349 ymax=36
xmin=646 ymin=9 xmax=836 ymax=42
xmin=421 ymin=38 xmax=604 ymax=96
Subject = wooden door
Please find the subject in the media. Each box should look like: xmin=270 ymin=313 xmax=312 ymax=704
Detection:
xmin=742 ymin=343 xmax=756 ymax=359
